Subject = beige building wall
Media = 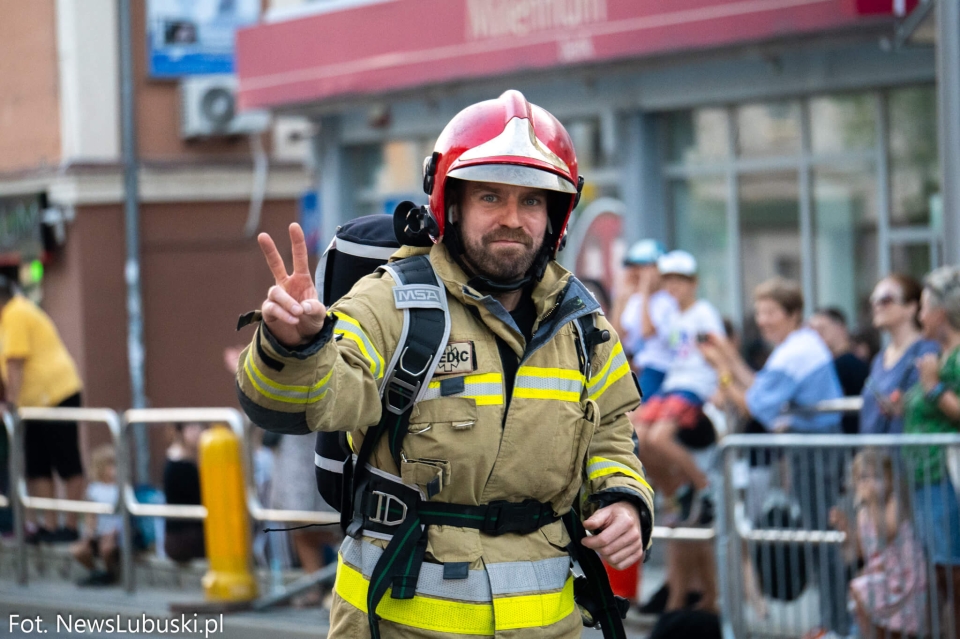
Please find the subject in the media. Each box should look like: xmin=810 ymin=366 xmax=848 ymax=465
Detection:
xmin=56 ymin=0 xmax=120 ymax=162
xmin=0 ymin=0 xmax=61 ymax=173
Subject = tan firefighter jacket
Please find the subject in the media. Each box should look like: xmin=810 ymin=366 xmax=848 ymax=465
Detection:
xmin=237 ymin=241 xmax=654 ymax=639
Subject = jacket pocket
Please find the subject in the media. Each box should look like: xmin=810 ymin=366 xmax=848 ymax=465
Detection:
xmin=409 ymin=396 xmax=478 ymax=431
xmin=425 ymin=526 xmax=484 ymax=567
xmin=400 ymin=457 xmax=451 ymax=498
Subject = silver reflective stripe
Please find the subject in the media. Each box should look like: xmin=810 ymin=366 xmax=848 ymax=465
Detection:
xmin=515 ymin=375 xmax=583 ymax=395
xmin=421 ymin=381 xmax=503 ymax=402
xmin=333 ymin=238 xmax=398 ymax=261
xmin=339 ymin=537 xmax=572 ymax=601
xmin=315 ymin=452 xmax=344 ymax=473
xmin=340 ymin=537 xmax=492 ymax=602
xmin=585 ymin=458 xmax=622 ymax=476
xmin=486 ymin=556 xmax=572 ymax=595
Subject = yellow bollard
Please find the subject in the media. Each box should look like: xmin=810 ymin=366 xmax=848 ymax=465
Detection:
xmin=199 ymin=424 xmax=258 ymax=602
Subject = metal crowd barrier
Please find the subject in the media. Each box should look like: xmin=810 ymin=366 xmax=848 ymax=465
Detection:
xmin=4 ymin=407 xmax=127 ymax=587
xmin=0 ymin=406 xmax=340 ymax=595
xmin=717 ymin=432 xmax=960 ymax=639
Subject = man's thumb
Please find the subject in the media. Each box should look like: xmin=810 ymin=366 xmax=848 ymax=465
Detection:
xmin=583 ymin=509 xmax=610 ymax=531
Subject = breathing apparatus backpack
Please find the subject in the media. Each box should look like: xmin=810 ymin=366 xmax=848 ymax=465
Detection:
xmin=312 ymin=204 xmax=631 ymax=639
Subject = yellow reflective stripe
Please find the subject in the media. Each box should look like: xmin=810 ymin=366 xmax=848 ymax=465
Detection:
xmin=335 ymin=558 xmax=574 ymax=634
xmin=587 ymin=342 xmax=630 ymax=401
xmin=513 ymin=388 xmax=580 ymax=402
xmin=243 ymin=352 xmax=331 ymax=405
xmin=334 ymin=314 xmax=384 ymax=379
xmin=516 ymin=367 xmax=583 ymax=381
xmin=492 ymin=577 xmax=575 ymax=630
xmin=338 ymin=558 xmax=491 ymax=634
xmin=586 ymin=456 xmax=654 ymax=493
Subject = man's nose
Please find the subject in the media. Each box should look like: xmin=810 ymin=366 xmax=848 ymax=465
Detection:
xmin=498 ymin=197 xmax=522 ymax=227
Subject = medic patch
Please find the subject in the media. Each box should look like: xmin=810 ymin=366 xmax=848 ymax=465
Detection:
xmin=435 ymin=341 xmax=476 ymax=375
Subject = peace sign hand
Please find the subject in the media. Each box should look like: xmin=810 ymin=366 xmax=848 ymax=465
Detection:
xmin=258 ymin=223 xmax=327 ymax=348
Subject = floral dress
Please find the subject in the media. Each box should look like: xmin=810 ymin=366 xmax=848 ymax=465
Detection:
xmin=850 ymin=508 xmax=927 ymax=635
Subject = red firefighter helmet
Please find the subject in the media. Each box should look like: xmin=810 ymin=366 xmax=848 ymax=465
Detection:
xmin=423 ymin=90 xmax=582 ymax=256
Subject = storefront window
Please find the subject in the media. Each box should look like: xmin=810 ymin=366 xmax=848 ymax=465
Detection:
xmin=565 ymin=118 xmax=603 ymax=171
xmin=810 ymin=94 xmax=877 ymax=154
xmin=889 ymin=86 xmax=939 ymax=227
xmin=665 ymin=108 xmax=728 ymax=163
xmin=344 ymin=138 xmax=434 ymax=218
xmin=671 ymin=177 xmax=731 ymax=317
xmin=813 ymin=167 xmax=878 ymax=323
xmin=891 ymin=243 xmax=933 ymax=283
xmin=736 ymin=101 xmax=801 ymax=158
xmin=663 ymin=86 xmax=937 ymax=332
xmin=739 ymin=171 xmax=801 ymax=302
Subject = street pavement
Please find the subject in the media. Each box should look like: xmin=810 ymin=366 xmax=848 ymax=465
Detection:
xmin=0 ymin=577 xmax=655 ymax=638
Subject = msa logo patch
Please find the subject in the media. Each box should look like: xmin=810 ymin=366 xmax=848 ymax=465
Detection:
xmin=393 ymin=285 xmax=443 ymax=309
xmin=436 ymin=342 xmax=476 ymax=375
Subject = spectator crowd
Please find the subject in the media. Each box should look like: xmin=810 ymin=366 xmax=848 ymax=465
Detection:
xmin=611 ymin=240 xmax=960 ymax=639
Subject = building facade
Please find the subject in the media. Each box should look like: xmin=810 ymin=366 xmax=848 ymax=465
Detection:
xmin=239 ymin=0 xmax=948 ymax=338
xmin=1 ymin=0 xmax=313 ymax=476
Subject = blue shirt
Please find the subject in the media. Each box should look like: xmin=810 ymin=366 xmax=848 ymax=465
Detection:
xmin=860 ymin=339 xmax=940 ymax=435
xmin=746 ymin=327 xmax=844 ymax=433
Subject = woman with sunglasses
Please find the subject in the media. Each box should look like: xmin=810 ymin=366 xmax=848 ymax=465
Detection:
xmin=860 ymin=274 xmax=939 ymax=435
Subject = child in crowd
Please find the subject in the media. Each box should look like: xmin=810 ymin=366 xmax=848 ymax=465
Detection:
xmin=612 ymin=239 xmax=677 ymax=398
xmin=70 ymin=444 xmax=122 ymax=586
xmin=633 ymin=250 xmax=724 ymax=522
xmin=830 ymin=450 xmax=927 ymax=638
xmin=632 ymin=250 xmax=723 ymax=615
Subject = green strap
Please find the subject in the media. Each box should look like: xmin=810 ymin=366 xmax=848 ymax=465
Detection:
xmin=365 ymin=513 xmax=425 ymax=639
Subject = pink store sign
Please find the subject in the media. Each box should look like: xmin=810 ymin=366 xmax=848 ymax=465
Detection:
xmin=237 ymin=0 xmax=892 ymax=110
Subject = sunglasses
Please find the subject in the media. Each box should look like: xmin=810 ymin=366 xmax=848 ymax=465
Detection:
xmin=870 ymin=294 xmax=901 ymax=308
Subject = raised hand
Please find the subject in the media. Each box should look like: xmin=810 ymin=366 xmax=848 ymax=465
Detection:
xmin=258 ymin=223 xmax=327 ymax=347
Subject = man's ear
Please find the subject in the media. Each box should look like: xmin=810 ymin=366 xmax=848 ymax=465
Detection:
xmin=448 ymin=204 xmax=459 ymax=224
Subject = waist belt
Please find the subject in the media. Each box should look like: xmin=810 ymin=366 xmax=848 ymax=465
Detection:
xmin=351 ymin=477 xmax=627 ymax=639
xmin=357 ymin=476 xmax=558 ymax=537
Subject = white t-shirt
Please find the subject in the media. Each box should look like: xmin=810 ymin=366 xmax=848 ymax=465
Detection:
xmin=86 ymin=481 xmax=122 ymax=536
xmin=660 ymin=299 xmax=725 ymax=400
xmin=619 ymin=290 xmax=678 ymax=373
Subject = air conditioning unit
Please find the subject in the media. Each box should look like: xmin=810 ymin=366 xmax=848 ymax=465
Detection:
xmin=180 ymin=74 xmax=270 ymax=139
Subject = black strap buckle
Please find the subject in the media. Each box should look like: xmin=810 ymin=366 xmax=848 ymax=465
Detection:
xmin=482 ymin=499 xmax=551 ymax=535
xmin=368 ymin=490 xmax=408 ymax=527
xmin=383 ymin=345 xmax=430 ymax=415
xmin=384 ymin=375 xmax=420 ymax=415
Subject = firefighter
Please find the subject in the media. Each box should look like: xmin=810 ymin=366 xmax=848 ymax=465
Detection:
xmin=237 ymin=90 xmax=653 ymax=638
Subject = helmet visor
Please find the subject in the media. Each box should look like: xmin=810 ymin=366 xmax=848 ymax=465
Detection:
xmin=447 ymin=163 xmax=577 ymax=194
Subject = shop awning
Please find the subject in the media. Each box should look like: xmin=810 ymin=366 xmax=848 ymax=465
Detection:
xmin=237 ymin=0 xmax=902 ymax=111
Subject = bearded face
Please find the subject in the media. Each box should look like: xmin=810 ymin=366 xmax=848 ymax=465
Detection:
xmin=453 ymin=181 xmax=548 ymax=282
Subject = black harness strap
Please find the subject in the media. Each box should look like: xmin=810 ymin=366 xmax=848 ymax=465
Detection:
xmin=563 ymin=510 xmax=630 ymax=639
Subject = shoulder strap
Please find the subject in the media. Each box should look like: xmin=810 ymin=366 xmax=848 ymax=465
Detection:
xmin=346 ymin=255 xmax=449 ymax=538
